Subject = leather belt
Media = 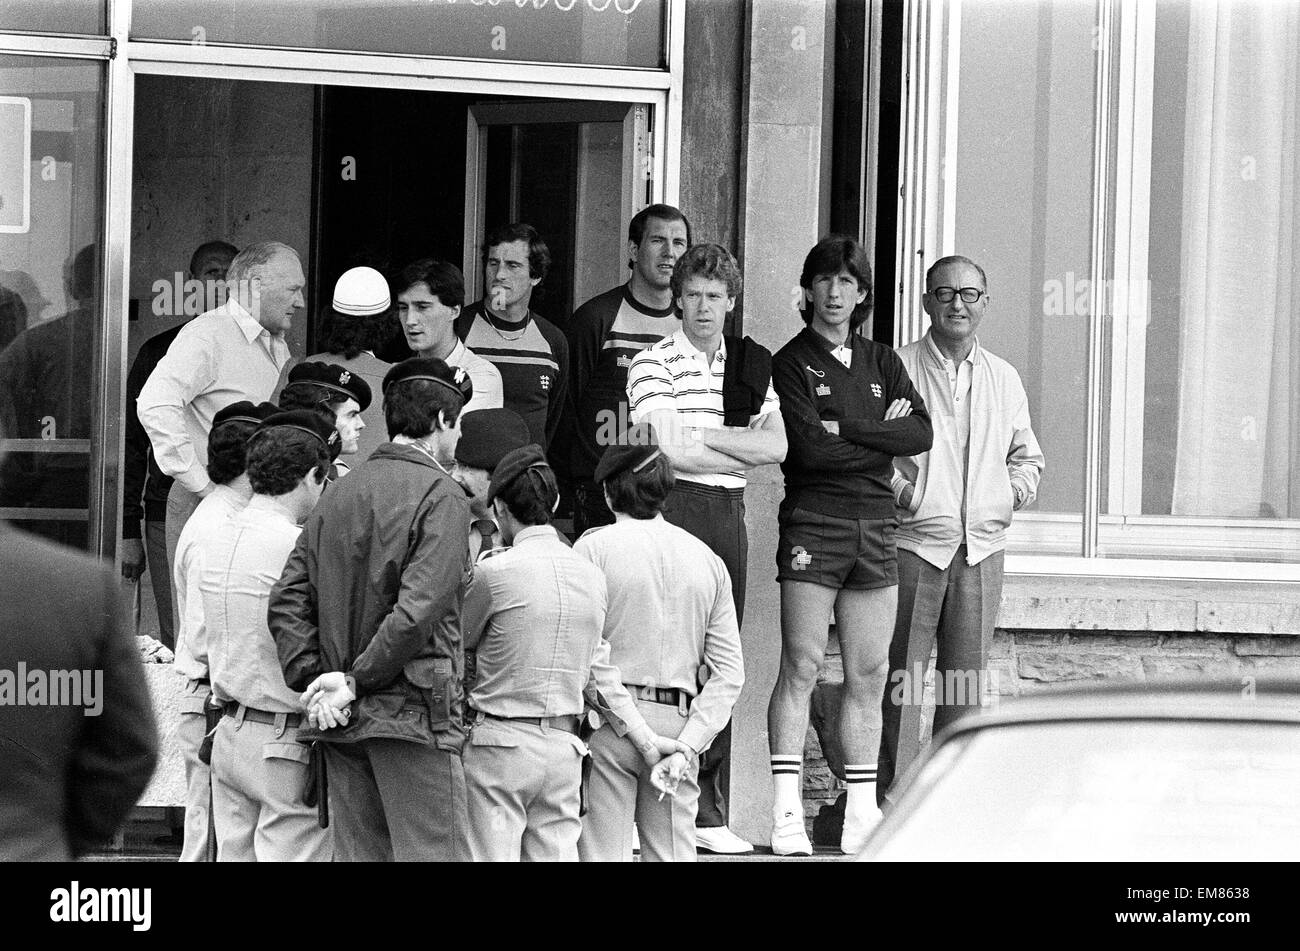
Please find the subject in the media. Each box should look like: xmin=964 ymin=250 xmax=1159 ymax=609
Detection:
xmin=482 ymin=712 xmax=582 ymax=736
xmin=627 ymin=685 xmax=690 ymax=708
xmin=223 ymin=703 xmax=303 ymax=729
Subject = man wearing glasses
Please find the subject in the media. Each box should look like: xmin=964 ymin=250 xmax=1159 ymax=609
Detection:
xmin=877 ymin=255 xmax=1044 ymax=808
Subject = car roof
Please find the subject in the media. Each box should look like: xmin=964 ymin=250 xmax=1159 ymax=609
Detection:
xmin=940 ymin=678 xmax=1300 ymax=735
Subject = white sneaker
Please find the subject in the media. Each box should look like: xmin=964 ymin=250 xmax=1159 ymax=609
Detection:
xmin=840 ymin=806 xmax=884 ymax=855
xmin=696 ymin=825 xmax=754 ymax=855
xmin=770 ymin=811 xmax=813 ymax=856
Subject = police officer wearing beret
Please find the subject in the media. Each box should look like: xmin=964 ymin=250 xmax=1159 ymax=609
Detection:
xmin=575 ymin=422 xmax=745 ymax=862
xmin=279 ymin=360 xmax=372 ymax=479
xmin=271 ymin=358 xmax=477 ymax=861
xmin=201 ymin=410 xmax=336 ymax=861
xmin=172 ymin=399 xmax=278 ymax=861
xmin=458 ymin=446 xmax=635 ymax=861
xmin=272 ymin=266 xmax=394 ymax=463
xmin=452 ymin=406 xmax=532 ymax=562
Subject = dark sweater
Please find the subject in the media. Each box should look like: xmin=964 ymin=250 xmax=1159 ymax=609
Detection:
xmin=124 ymin=322 xmax=187 ymax=536
xmin=773 ymin=326 xmax=933 ymax=518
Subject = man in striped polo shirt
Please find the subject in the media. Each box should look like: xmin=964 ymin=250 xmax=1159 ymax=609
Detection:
xmin=626 ymin=242 xmax=787 ymax=855
xmin=455 ymin=224 xmax=569 ymax=454
xmin=566 ymin=204 xmax=692 ymax=535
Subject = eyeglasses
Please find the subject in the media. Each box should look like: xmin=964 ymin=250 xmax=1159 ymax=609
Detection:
xmin=929 ymin=286 xmax=986 ymax=304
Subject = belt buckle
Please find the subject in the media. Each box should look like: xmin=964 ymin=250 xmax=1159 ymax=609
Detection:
xmin=677 ymin=691 xmax=689 ymax=718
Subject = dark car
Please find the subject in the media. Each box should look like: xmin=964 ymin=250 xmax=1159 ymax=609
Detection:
xmin=859 ymin=681 xmax=1300 ymax=861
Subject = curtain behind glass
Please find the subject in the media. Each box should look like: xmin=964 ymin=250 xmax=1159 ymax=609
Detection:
xmin=1173 ymin=0 xmax=1300 ymax=520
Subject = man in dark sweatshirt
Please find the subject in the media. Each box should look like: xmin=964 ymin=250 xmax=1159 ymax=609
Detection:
xmin=767 ymin=235 xmax=932 ymax=857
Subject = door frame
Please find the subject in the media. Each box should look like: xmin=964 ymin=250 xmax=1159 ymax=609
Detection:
xmin=462 ymin=99 xmax=650 ymax=303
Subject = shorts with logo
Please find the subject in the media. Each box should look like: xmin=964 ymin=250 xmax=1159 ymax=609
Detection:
xmin=775 ymin=507 xmax=899 ymax=590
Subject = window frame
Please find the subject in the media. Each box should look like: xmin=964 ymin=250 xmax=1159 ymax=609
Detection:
xmin=895 ymin=0 xmax=1300 ymax=581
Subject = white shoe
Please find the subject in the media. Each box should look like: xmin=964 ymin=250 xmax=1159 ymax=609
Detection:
xmin=696 ymin=825 xmax=754 ymax=855
xmin=770 ymin=811 xmax=813 ymax=856
xmin=840 ymin=806 xmax=884 ymax=855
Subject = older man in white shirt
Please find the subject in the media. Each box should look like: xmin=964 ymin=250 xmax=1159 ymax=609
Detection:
xmin=138 ymin=241 xmax=302 ymax=594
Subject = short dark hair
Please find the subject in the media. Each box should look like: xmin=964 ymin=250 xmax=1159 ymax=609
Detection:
xmin=322 ymin=306 xmax=391 ymax=360
xmin=484 ymin=223 xmax=551 ymax=282
xmin=799 ymin=235 xmax=874 ymax=329
xmin=188 ymin=240 xmax=238 ymax=278
xmin=384 ymin=379 xmax=464 ymax=438
xmin=279 ymin=381 xmax=348 ymax=416
xmin=603 ymin=453 xmax=674 ymax=519
xmin=246 ymin=428 xmax=328 ymax=496
xmin=496 ymin=465 xmax=558 ymax=527
xmin=670 ymin=243 xmax=742 ymax=302
xmin=925 ymin=254 xmax=988 ymax=291
xmin=205 ymin=420 xmax=258 ymax=486
xmin=393 ymin=258 xmax=464 ymax=309
xmin=628 ymin=204 xmax=693 ymax=249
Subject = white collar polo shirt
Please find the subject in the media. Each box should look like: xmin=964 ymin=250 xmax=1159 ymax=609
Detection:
xmin=626 ymin=329 xmax=780 ymax=490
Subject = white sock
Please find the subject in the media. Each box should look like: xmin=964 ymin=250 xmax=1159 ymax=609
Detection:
xmin=771 ymin=755 xmax=802 ymax=815
xmin=844 ymin=764 xmax=879 ymax=823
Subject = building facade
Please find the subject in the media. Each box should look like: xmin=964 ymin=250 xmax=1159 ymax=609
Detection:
xmin=1 ymin=0 xmax=1296 ymax=845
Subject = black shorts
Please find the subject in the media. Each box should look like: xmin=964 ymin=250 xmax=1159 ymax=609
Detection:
xmin=775 ymin=507 xmax=899 ymax=590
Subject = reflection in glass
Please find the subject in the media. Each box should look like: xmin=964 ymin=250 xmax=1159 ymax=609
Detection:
xmin=948 ymin=0 xmax=1096 ymax=553
xmin=131 ymin=0 xmax=666 ymax=69
xmin=0 ymin=56 xmax=104 ymax=552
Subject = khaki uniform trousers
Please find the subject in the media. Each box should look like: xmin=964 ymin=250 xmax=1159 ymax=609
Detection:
xmin=463 ymin=716 xmax=587 ymax=862
xmin=211 ymin=710 xmax=332 ymax=862
xmin=578 ymin=698 xmax=700 ymax=863
xmin=178 ymin=679 xmax=213 ymax=862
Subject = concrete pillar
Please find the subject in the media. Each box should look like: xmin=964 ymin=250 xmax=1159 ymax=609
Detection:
xmin=734 ymin=0 xmax=836 ymax=846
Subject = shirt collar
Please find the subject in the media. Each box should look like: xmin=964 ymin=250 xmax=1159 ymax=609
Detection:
xmin=513 ymin=524 xmax=559 ymax=546
xmin=802 ymin=324 xmax=853 ymax=355
xmin=226 ymin=298 xmax=274 ymax=345
xmin=245 ymin=494 xmax=297 ymax=526
xmin=922 ymin=329 xmax=981 ymax=368
xmin=673 ymin=328 xmax=726 ymax=364
xmin=446 ymin=338 xmax=468 ymax=367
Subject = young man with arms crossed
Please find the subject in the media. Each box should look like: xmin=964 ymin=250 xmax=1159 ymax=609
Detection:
xmin=625 ymin=243 xmax=786 ymax=854
xmin=768 ymin=235 xmax=933 ymax=855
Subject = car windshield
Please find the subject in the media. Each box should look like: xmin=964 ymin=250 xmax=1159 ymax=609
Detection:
xmin=869 ymin=720 xmax=1300 ymax=861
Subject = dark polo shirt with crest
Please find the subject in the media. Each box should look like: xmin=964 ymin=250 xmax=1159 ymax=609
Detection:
xmin=772 ymin=326 xmax=932 ymax=519
xmin=455 ymin=301 xmax=568 ymax=451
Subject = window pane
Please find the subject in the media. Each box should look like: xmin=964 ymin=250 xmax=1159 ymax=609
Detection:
xmin=1100 ymin=0 xmax=1300 ymax=562
xmin=950 ymin=0 xmax=1096 ymax=555
xmin=0 ymin=55 xmax=105 ymax=552
xmin=0 ymin=1 xmax=105 ymax=35
xmin=131 ymin=0 xmax=666 ymax=69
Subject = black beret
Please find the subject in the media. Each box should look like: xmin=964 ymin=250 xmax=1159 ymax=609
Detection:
xmin=486 ymin=444 xmax=551 ymax=507
xmin=593 ymin=421 xmax=663 ymax=484
xmin=382 ymin=357 xmax=474 ymax=406
xmin=454 ymin=408 xmax=531 ymax=470
xmin=255 ymin=409 xmax=341 ymax=462
xmin=288 ymin=360 xmax=373 ymax=411
xmin=212 ymin=399 xmax=280 ymax=431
